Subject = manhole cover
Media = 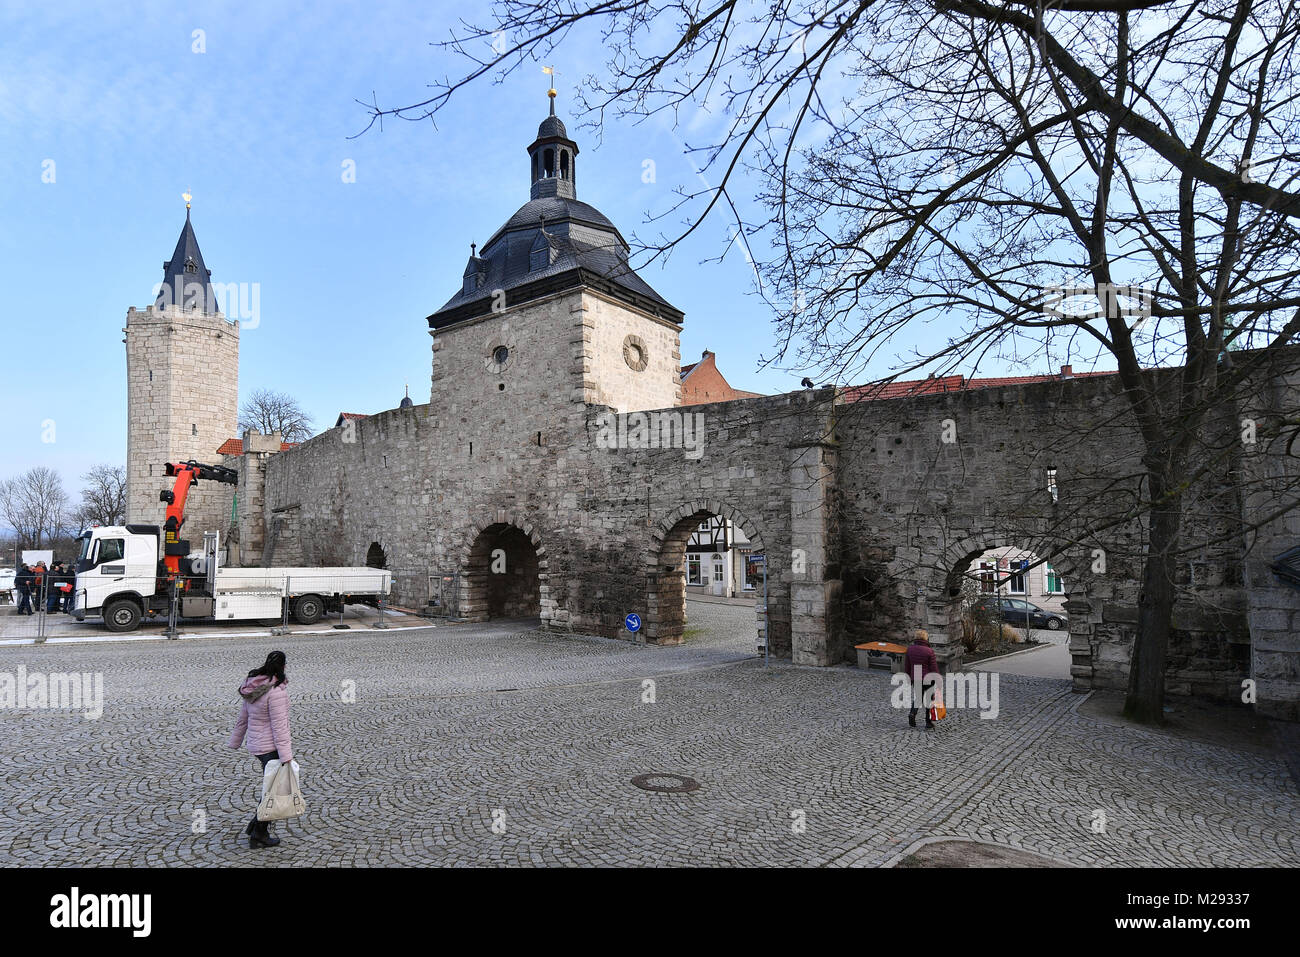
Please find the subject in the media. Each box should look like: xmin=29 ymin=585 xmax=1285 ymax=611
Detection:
xmin=631 ymin=773 xmax=700 ymax=793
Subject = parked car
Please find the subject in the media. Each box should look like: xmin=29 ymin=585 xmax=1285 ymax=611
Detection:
xmin=974 ymin=596 xmax=1067 ymax=630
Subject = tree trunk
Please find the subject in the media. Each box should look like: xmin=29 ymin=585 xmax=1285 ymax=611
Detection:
xmin=1123 ymin=469 xmax=1184 ymax=724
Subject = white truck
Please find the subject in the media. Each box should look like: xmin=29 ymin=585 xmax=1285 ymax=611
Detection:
xmin=72 ymin=525 xmax=392 ymax=633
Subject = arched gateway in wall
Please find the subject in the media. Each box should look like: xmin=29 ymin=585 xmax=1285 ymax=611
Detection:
xmin=458 ymin=513 xmax=549 ymax=623
xmin=644 ymin=500 xmax=767 ymax=646
xmin=920 ymin=534 xmax=1092 ymax=682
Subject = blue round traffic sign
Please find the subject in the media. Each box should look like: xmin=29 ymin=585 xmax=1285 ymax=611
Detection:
xmin=625 ymin=613 xmax=642 ymax=633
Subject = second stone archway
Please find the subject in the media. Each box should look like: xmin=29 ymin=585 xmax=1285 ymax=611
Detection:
xmin=644 ymin=500 xmax=767 ymax=646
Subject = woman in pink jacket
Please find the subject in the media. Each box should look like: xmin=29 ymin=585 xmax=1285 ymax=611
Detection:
xmin=227 ymin=650 xmax=294 ymax=849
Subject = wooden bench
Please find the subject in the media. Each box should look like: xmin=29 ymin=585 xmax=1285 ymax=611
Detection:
xmin=855 ymin=641 xmax=909 ymax=672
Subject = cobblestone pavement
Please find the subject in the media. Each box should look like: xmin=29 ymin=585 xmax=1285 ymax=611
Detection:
xmin=0 ymin=602 xmax=1295 ymax=867
xmin=970 ymin=629 xmax=1071 ymax=679
xmin=0 ymin=603 xmax=421 ymax=643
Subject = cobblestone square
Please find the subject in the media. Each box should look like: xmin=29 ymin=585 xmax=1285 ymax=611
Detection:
xmin=1 ymin=602 xmax=1296 ymax=867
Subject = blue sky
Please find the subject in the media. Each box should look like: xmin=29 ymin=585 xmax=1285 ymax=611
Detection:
xmin=0 ymin=0 xmax=1018 ymax=486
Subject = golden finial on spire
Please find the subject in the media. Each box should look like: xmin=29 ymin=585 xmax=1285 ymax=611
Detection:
xmin=543 ymin=65 xmax=558 ymax=108
xmin=183 ymin=189 xmax=192 ymax=210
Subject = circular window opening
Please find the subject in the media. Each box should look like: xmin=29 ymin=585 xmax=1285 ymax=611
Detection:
xmin=623 ymin=334 xmax=649 ymax=372
xmin=493 ymin=345 xmax=509 ymax=365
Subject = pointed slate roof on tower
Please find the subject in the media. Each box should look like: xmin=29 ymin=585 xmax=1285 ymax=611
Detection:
xmin=156 ymin=207 xmax=217 ymax=313
xmin=428 ymin=92 xmax=683 ymax=330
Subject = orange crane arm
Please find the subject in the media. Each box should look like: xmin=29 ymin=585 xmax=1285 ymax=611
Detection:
xmin=159 ymin=461 xmax=239 ymax=576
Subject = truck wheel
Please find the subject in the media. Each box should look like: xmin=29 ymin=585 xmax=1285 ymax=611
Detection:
xmin=104 ymin=599 xmax=142 ymax=633
xmin=293 ymin=595 xmax=323 ymax=625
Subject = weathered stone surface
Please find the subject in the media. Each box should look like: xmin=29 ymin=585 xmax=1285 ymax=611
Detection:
xmin=246 ymin=269 xmax=1300 ymax=719
xmin=124 ymin=304 xmax=238 ymax=540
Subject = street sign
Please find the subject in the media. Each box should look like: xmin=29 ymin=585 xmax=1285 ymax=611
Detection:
xmin=1017 ymin=559 xmax=1029 ymax=571
xmin=625 ymin=613 xmax=641 ymax=633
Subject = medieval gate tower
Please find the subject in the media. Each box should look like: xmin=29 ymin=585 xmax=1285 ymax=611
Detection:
xmin=124 ymin=199 xmax=239 ymax=537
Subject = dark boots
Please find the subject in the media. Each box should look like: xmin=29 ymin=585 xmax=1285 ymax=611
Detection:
xmin=247 ymin=816 xmax=281 ymax=848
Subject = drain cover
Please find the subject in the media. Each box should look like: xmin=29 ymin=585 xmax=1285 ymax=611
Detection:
xmin=631 ymin=773 xmax=700 ymax=793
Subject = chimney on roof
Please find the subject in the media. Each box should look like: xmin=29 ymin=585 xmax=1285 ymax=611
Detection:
xmin=703 ymin=349 xmax=713 ymax=358
xmin=1060 ymin=364 xmax=1073 ymax=378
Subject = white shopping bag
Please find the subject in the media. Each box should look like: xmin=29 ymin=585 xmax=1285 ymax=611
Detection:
xmin=257 ymin=758 xmax=305 ymax=822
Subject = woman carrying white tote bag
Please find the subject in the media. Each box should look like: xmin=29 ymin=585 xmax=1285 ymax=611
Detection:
xmin=227 ymin=651 xmax=301 ymax=849
xmin=259 ymin=757 xmax=306 ymax=822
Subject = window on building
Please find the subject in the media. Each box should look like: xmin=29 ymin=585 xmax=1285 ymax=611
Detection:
xmin=1009 ymin=570 xmax=1026 ymax=594
xmin=978 ymin=561 xmax=996 ymax=593
xmin=1046 ymin=468 xmax=1059 ymax=504
xmin=1046 ymin=563 xmax=1064 ymax=594
xmin=686 ymin=555 xmax=702 ymax=585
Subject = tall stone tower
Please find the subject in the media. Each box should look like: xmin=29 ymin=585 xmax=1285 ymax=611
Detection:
xmin=427 ymin=91 xmax=684 ymax=443
xmin=124 ymin=203 xmax=239 ymax=539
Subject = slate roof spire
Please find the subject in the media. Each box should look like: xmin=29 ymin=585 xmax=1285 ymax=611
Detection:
xmin=156 ymin=195 xmax=217 ymax=313
xmin=428 ymin=91 xmax=684 ymax=329
xmin=529 ymin=88 xmax=579 ymax=201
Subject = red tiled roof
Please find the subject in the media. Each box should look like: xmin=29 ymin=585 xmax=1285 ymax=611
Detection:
xmin=841 ymin=370 xmax=1114 ymax=403
xmin=679 ymin=362 xmax=698 ymax=378
xmin=337 ymin=412 xmax=367 ymax=421
xmin=217 ymin=438 xmax=299 ymax=456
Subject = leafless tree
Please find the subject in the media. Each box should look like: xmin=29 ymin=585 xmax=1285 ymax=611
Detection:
xmin=0 ymin=467 xmax=73 ymax=550
xmin=238 ymin=389 xmax=314 ymax=444
xmin=75 ymin=464 xmax=127 ymax=529
xmin=365 ymin=0 xmax=1300 ymax=722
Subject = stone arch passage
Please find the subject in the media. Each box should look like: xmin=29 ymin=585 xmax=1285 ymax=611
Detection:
xmin=927 ymin=536 xmax=1090 ymax=685
xmin=365 ymin=541 xmax=388 ymax=569
xmin=645 ymin=501 xmax=766 ymax=646
xmin=461 ymin=520 xmax=547 ymax=622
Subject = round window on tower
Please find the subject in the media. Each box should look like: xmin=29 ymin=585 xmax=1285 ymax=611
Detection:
xmin=623 ymin=334 xmax=649 ymax=372
xmin=485 ymin=341 xmax=514 ymax=374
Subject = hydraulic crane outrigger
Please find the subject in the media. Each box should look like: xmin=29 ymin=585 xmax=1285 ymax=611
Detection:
xmin=160 ymin=460 xmax=239 ymax=579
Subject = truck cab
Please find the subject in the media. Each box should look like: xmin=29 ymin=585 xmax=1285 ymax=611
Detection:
xmin=73 ymin=525 xmax=162 ymax=628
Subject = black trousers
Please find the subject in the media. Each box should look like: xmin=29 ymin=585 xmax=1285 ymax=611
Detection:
xmin=909 ymin=675 xmax=937 ymax=725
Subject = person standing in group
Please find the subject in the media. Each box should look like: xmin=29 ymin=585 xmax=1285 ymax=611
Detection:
xmin=32 ymin=562 xmax=47 ymax=612
xmin=227 ymin=650 xmax=294 ymax=849
xmin=58 ymin=563 xmax=75 ymax=612
xmin=14 ymin=565 xmax=33 ymax=616
xmin=905 ymin=629 xmax=941 ymax=730
xmin=46 ymin=563 xmax=65 ymax=614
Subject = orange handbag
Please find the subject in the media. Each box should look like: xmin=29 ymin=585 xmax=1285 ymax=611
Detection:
xmin=929 ymin=684 xmax=947 ymax=722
